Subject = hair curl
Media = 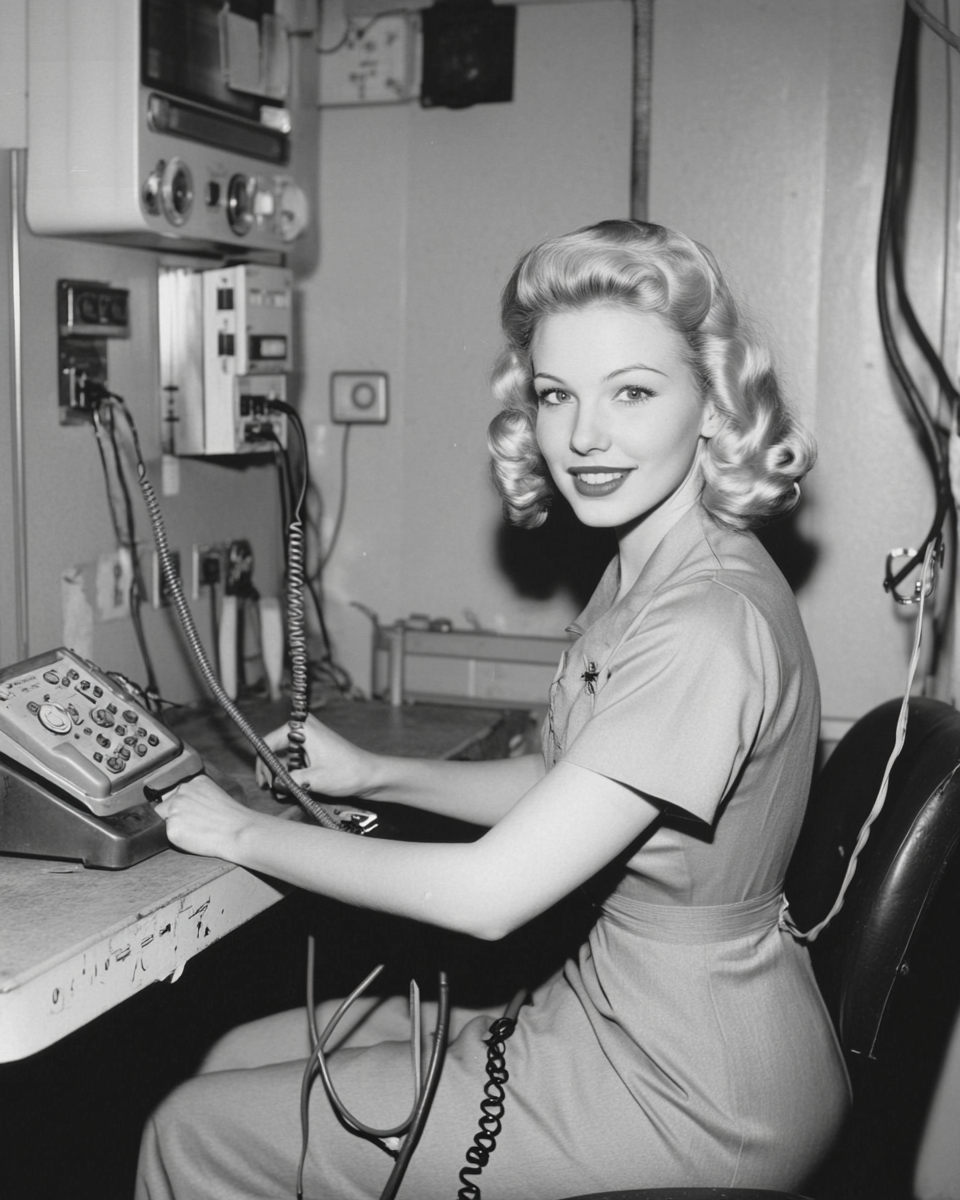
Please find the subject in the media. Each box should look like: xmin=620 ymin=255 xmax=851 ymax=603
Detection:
xmin=487 ymin=219 xmax=816 ymax=530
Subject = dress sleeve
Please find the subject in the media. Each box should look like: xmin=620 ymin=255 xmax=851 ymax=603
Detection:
xmin=563 ymin=582 xmax=772 ymax=825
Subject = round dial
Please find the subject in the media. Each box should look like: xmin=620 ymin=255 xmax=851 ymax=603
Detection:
xmin=38 ymin=703 xmax=72 ymax=735
xmin=277 ymin=182 xmax=310 ymax=243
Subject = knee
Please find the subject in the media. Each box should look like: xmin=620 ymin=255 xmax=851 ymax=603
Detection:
xmin=136 ymin=1077 xmax=207 ymax=1198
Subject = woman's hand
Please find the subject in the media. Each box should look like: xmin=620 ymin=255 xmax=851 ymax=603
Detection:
xmin=255 ymin=712 xmax=373 ymax=799
xmin=156 ymin=774 xmax=266 ymax=861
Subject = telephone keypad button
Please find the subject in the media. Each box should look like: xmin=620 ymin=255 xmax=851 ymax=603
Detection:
xmin=93 ymin=752 xmax=103 ymax=763
xmin=118 ymin=746 xmax=131 ymax=760
xmin=123 ymin=710 xmax=138 ymax=724
xmin=106 ymin=702 xmax=117 ymax=714
xmin=96 ymin=733 xmax=110 ymax=748
xmin=68 ymin=704 xmax=82 ymax=724
xmin=38 ymin=703 xmax=72 ymax=735
xmin=136 ymin=726 xmax=147 ymax=738
xmin=27 ymin=701 xmax=40 ymax=714
xmin=43 ymin=671 xmax=59 ymax=684
xmin=106 ymin=756 xmax=125 ymax=773
xmin=115 ymin=724 xmax=127 ymax=737
xmin=83 ymin=727 xmax=92 ymax=736
xmin=135 ymin=743 xmax=148 ymax=757
xmin=123 ymin=735 xmax=137 ymax=745
xmin=148 ymin=734 xmax=159 ymax=747
xmin=92 ymin=686 xmax=103 ymax=698
xmin=91 ymin=708 xmax=115 ymax=727
xmin=78 ymin=680 xmax=91 ymax=691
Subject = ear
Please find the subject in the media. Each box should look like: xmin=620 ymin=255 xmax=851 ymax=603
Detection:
xmin=699 ymin=401 xmax=722 ymax=439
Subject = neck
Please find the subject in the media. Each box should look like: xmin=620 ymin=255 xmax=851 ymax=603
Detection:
xmin=615 ymin=495 xmax=699 ymax=599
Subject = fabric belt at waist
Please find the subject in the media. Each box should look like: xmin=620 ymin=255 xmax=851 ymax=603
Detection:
xmin=600 ymin=887 xmax=784 ymax=943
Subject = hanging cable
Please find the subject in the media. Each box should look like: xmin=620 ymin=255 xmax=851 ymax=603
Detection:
xmin=321 ymin=422 xmax=352 ymax=571
xmin=456 ymin=989 xmax=529 ymax=1200
xmin=90 ymin=403 xmax=161 ymax=705
xmin=95 ymin=390 xmax=352 ymax=831
xmin=877 ymin=4 xmax=954 ymax=600
xmin=296 ymin=962 xmax=450 ymax=1200
xmin=264 ymin=419 xmax=359 ymax=697
xmin=267 ymin=401 xmax=311 ymax=772
xmin=907 ymin=0 xmax=960 ymax=50
xmin=783 ymin=540 xmax=940 ymax=941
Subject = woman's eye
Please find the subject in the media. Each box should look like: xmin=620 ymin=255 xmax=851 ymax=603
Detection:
xmin=618 ymin=385 xmax=652 ymax=404
xmin=536 ymin=388 xmax=569 ymax=405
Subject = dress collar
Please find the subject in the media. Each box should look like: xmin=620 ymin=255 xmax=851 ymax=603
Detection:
xmin=565 ymin=505 xmax=716 ymax=638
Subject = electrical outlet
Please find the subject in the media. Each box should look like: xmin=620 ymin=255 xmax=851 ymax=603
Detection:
xmin=151 ymin=549 xmax=181 ymax=608
xmin=331 ymin=372 xmax=388 ymax=424
xmin=191 ymin=544 xmax=223 ymax=599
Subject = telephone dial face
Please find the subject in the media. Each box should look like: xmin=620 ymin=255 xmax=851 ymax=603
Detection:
xmin=0 ymin=648 xmax=203 ymax=867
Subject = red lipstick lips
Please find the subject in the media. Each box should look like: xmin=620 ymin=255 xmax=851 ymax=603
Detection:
xmin=569 ymin=468 xmax=634 ymax=497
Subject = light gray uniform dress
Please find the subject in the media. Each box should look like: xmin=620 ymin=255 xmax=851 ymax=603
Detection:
xmin=136 ymin=504 xmax=850 ymax=1200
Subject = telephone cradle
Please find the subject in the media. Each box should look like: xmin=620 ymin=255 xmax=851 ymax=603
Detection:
xmin=0 ymin=647 xmax=203 ymax=869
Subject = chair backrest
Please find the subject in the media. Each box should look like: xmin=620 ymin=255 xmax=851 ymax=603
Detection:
xmin=784 ymin=696 xmax=960 ymax=1060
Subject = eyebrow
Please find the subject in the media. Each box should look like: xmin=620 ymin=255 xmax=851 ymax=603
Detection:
xmin=532 ymin=363 xmax=668 ymax=382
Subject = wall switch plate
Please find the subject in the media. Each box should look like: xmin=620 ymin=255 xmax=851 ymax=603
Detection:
xmin=331 ymin=372 xmax=388 ymax=423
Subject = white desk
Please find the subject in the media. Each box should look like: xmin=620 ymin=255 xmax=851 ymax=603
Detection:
xmin=0 ymin=699 xmax=528 ymax=1062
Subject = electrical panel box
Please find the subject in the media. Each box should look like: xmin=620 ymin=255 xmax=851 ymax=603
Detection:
xmin=159 ymin=263 xmax=290 ymax=456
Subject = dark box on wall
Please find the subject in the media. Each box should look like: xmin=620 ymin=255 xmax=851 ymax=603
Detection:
xmin=420 ymin=1 xmax=516 ymax=110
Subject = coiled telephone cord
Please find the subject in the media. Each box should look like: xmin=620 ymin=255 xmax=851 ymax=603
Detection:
xmin=456 ymin=989 xmax=528 ymax=1200
xmin=107 ymin=393 xmax=344 ymax=831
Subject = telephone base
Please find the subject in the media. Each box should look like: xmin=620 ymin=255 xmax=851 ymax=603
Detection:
xmin=0 ymin=762 xmax=168 ymax=869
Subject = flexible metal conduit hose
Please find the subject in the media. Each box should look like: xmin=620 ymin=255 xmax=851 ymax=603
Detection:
xmin=132 ymin=445 xmax=344 ymax=831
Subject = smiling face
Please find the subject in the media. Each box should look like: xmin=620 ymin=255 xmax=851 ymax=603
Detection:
xmin=532 ymin=303 xmax=719 ymax=569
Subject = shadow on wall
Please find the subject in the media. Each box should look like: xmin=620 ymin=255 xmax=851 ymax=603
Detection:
xmin=756 ymin=509 xmax=819 ymax=594
xmin=495 ymin=497 xmax=616 ymax=610
xmin=496 ymin=496 xmax=819 ymax=608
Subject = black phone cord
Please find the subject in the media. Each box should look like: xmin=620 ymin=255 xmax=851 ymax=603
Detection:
xmin=456 ymin=991 xmax=527 ymax=1200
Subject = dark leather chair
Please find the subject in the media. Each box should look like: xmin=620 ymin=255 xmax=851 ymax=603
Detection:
xmin=560 ymin=696 xmax=960 ymax=1200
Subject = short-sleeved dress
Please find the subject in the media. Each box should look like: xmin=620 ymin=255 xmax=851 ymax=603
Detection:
xmin=136 ymin=505 xmax=850 ymax=1200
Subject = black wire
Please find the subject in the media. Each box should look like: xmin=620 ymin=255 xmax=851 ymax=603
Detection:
xmin=888 ymin=7 xmax=960 ymax=409
xmin=91 ymin=410 xmax=127 ymax=547
xmin=322 ymin=423 xmax=352 ymax=571
xmin=274 ymin=447 xmax=292 ymax=571
xmin=100 ymin=400 xmax=161 ymax=702
xmin=907 ymin=0 xmax=960 ymax=49
xmin=209 ymin=580 xmax=221 ymax=677
xmin=316 ymin=9 xmax=405 ymax=55
xmin=877 ymin=4 xmax=954 ymax=595
xmin=265 ymin=414 xmax=358 ymax=697
xmin=456 ymin=991 xmax=528 ymax=1200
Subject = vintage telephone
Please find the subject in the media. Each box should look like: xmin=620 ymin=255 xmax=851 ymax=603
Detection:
xmin=0 ymin=646 xmax=202 ymax=868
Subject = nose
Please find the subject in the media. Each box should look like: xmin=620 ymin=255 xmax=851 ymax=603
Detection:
xmin=569 ymin=400 xmax=611 ymax=456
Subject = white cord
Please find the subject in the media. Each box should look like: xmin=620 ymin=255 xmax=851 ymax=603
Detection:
xmin=782 ymin=539 xmax=939 ymax=942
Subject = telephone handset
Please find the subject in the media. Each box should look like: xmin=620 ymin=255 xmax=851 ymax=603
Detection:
xmin=0 ymin=647 xmax=202 ymax=868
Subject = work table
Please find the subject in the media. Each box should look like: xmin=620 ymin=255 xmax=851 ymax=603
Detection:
xmin=0 ymin=697 xmax=530 ymax=1062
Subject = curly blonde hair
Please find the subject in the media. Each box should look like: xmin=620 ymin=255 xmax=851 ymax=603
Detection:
xmin=487 ymin=219 xmax=816 ymax=530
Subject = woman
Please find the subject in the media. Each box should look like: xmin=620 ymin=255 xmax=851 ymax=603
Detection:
xmin=137 ymin=220 xmax=849 ymax=1199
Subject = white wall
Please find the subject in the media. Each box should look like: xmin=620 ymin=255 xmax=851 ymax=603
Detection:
xmin=299 ymin=0 xmax=633 ymax=695
xmin=650 ymin=0 xmax=960 ymax=725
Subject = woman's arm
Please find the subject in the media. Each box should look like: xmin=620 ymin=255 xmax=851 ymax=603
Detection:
xmin=261 ymin=713 xmax=545 ymax=827
xmin=157 ymin=760 xmax=659 ymax=941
